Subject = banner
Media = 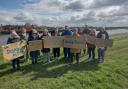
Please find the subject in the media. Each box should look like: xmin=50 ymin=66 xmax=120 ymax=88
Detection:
xmin=84 ymin=34 xmax=113 ymax=47
xmin=1 ymin=36 xmax=113 ymax=63
xmin=2 ymin=41 xmax=26 ymax=63
xmin=28 ymin=40 xmax=42 ymax=52
xmin=95 ymin=38 xmax=113 ymax=47
xmin=43 ymin=36 xmax=64 ymax=48
xmin=84 ymin=35 xmax=96 ymax=45
xmin=64 ymin=36 xmax=86 ymax=49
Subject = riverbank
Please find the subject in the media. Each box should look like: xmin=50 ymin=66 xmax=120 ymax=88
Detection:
xmin=0 ymin=34 xmax=128 ymax=89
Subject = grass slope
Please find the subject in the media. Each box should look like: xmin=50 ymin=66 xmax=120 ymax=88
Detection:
xmin=0 ymin=35 xmax=128 ymax=89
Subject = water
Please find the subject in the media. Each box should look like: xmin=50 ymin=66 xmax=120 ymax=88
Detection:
xmin=0 ymin=29 xmax=128 ymax=45
xmin=0 ymin=35 xmax=10 ymax=45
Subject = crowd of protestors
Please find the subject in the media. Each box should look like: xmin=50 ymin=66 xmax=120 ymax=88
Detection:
xmin=6 ymin=25 xmax=109 ymax=71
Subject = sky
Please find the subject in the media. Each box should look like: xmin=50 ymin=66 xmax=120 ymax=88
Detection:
xmin=0 ymin=0 xmax=128 ymax=26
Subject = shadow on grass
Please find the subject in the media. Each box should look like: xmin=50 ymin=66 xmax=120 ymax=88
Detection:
xmin=0 ymin=57 xmax=100 ymax=79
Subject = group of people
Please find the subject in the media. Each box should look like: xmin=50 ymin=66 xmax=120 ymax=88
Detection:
xmin=7 ymin=25 xmax=109 ymax=71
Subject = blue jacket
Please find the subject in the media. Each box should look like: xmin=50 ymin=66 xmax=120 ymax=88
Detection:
xmin=61 ymin=30 xmax=72 ymax=36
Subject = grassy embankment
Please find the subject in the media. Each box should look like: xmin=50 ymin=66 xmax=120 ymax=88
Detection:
xmin=0 ymin=34 xmax=128 ymax=89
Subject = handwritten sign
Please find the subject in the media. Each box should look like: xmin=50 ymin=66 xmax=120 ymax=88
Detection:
xmin=2 ymin=41 xmax=26 ymax=63
xmin=95 ymin=38 xmax=113 ymax=47
xmin=43 ymin=36 xmax=64 ymax=48
xmin=28 ymin=40 xmax=42 ymax=52
xmin=84 ymin=34 xmax=113 ymax=47
xmin=1 ymin=35 xmax=113 ymax=63
xmin=64 ymin=36 xmax=86 ymax=49
xmin=85 ymin=35 xmax=96 ymax=45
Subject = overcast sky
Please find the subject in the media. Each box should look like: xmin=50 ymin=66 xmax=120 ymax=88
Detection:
xmin=0 ymin=0 xmax=128 ymax=26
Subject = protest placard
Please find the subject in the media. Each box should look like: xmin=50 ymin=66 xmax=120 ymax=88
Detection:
xmin=64 ymin=36 xmax=86 ymax=49
xmin=84 ymin=34 xmax=113 ymax=47
xmin=84 ymin=34 xmax=96 ymax=45
xmin=2 ymin=41 xmax=26 ymax=63
xmin=28 ymin=40 xmax=42 ymax=52
xmin=43 ymin=36 xmax=64 ymax=48
xmin=95 ymin=38 xmax=113 ymax=47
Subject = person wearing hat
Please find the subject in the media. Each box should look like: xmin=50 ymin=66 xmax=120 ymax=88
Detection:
xmin=7 ymin=29 xmax=21 ymax=71
xmin=28 ymin=29 xmax=40 ymax=64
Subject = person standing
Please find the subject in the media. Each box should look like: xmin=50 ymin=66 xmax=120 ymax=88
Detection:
xmin=61 ymin=25 xmax=73 ymax=62
xmin=70 ymin=28 xmax=81 ymax=64
xmin=97 ymin=27 xmax=109 ymax=63
xmin=87 ymin=29 xmax=96 ymax=61
xmin=7 ymin=29 xmax=21 ymax=71
xmin=83 ymin=24 xmax=91 ymax=35
xmin=28 ymin=29 xmax=40 ymax=64
xmin=83 ymin=24 xmax=91 ymax=55
xmin=40 ymin=28 xmax=51 ymax=63
xmin=52 ymin=27 xmax=60 ymax=62
xmin=19 ymin=27 xmax=29 ymax=60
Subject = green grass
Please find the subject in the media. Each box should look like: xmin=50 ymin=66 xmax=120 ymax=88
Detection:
xmin=0 ymin=35 xmax=128 ymax=89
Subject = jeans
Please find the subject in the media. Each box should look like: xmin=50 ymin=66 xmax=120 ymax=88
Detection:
xmin=53 ymin=48 xmax=60 ymax=57
xmin=12 ymin=58 xmax=20 ymax=70
xmin=98 ymin=48 xmax=105 ymax=61
xmin=43 ymin=52 xmax=50 ymax=63
xmin=63 ymin=48 xmax=71 ymax=61
xmin=71 ymin=53 xmax=80 ymax=63
xmin=30 ymin=51 xmax=39 ymax=64
xmin=88 ymin=48 xmax=95 ymax=59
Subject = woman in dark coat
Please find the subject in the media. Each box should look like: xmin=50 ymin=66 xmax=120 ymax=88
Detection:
xmin=28 ymin=29 xmax=40 ymax=64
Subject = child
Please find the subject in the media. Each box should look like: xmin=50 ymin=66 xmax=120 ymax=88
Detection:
xmin=70 ymin=28 xmax=81 ymax=64
xmin=52 ymin=27 xmax=60 ymax=61
xmin=28 ymin=29 xmax=40 ymax=64
xmin=87 ymin=29 xmax=96 ymax=61
xmin=7 ymin=29 xmax=21 ymax=71
xmin=40 ymin=28 xmax=51 ymax=63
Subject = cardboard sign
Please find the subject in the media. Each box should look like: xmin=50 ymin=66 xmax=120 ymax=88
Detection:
xmin=28 ymin=40 xmax=42 ymax=52
xmin=2 ymin=41 xmax=26 ymax=63
xmin=95 ymin=38 xmax=113 ymax=47
xmin=64 ymin=36 xmax=86 ymax=49
xmin=84 ymin=34 xmax=113 ymax=47
xmin=84 ymin=34 xmax=96 ymax=45
xmin=43 ymin=36 xmax=64 ymax=48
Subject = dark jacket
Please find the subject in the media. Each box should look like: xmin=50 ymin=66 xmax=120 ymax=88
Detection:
xmin=83 ymin=28 xmax=91 ymax=34
xmin=61 ymin=30 xmax=72 ymax=36
xmin=7 ymin=36 xmax=20 ymax=44
xmin=28 ymin=34 xmax=40 ymax=57
xmin=97 ymin=31 xmax=109 ymax=39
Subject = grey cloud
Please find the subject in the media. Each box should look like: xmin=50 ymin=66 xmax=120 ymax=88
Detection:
xmin=63 ymin=1 xmax=85 ymax=11
xmin=90 ymin=0 xmax=128 ymax=9
xmin=47 ymin=0 xmax=62 ymax=7
xmin=13 ymin=13 xmax=34 ymax=23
